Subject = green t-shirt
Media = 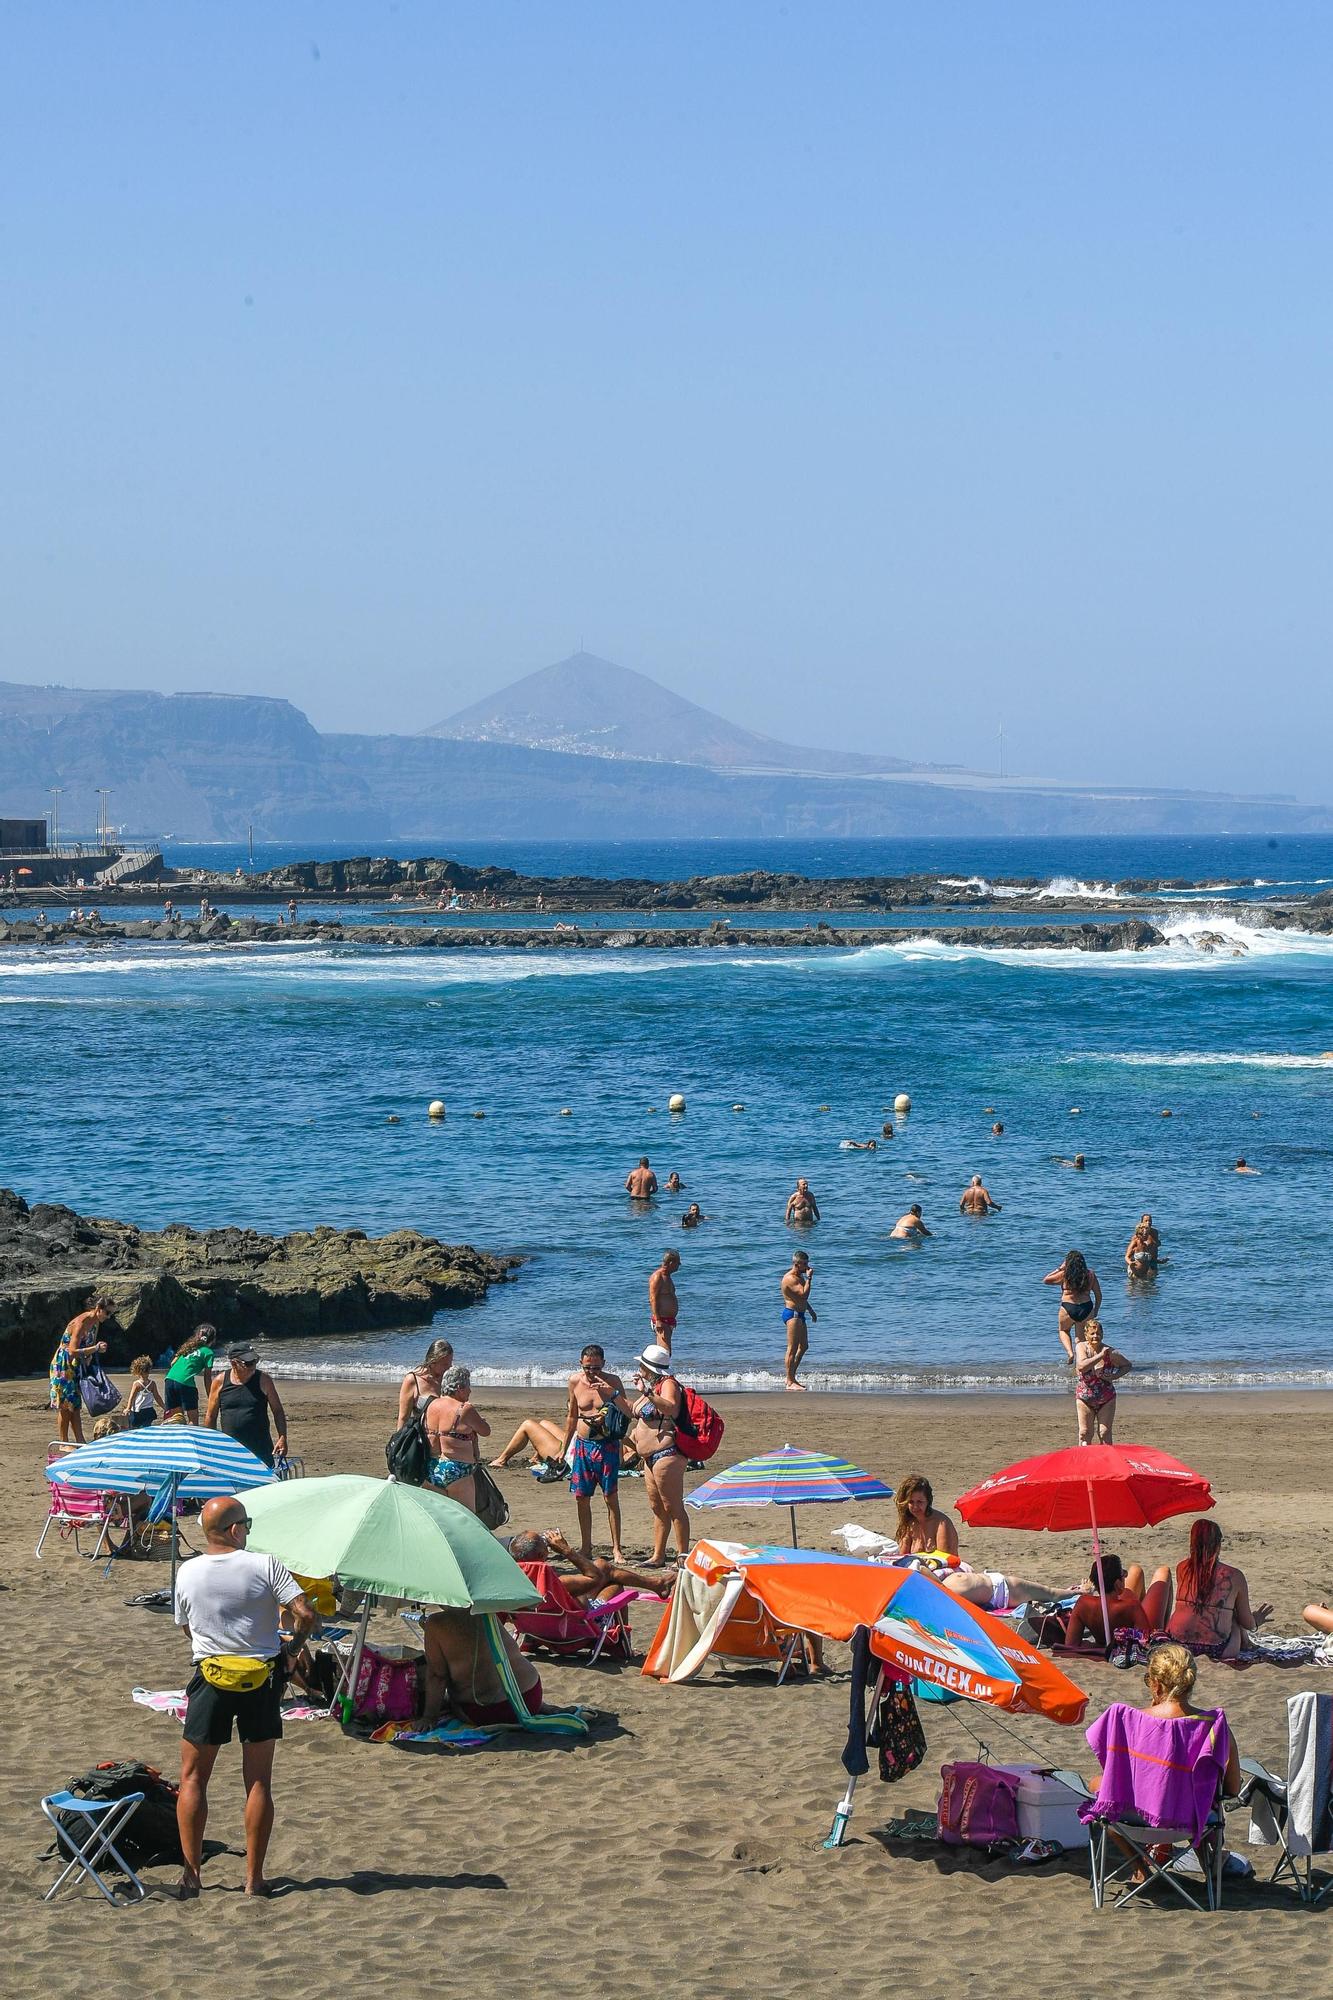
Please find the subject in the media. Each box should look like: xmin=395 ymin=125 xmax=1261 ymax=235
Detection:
xmin=166 ymin=1346 xmax=213 ymax=1386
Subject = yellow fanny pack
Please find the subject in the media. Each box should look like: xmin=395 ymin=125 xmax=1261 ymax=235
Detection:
xmin=200 ymin=1654 xmax=272 ymax=1693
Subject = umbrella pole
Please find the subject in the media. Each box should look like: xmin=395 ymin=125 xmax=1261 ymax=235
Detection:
xmin=340 ymin=1595 xmax=372 ymax=1726
xmin=790 ymin=1505 xmax=798 ymax=1549
xmin=170 ymin=1473 xmax=182 ymax=1605
xmin=824 ymin=1664 xmax=883 ymax=1847
xmin=1088 ymin=1483 xmax=1112 ymax=1654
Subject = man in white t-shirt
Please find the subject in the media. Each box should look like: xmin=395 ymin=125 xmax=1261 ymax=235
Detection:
xmin=173 ymin=1494 xmax=315 ymax=1898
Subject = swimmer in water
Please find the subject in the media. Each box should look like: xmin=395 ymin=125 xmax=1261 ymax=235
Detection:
xmin=891 ymin=1204 xmax=931 ymax=1240
xmin=664 ymin=1172 xmax=684 ymax=1194
xmin=841 ymin=1139 xmax=878 ymax=1151
xmin=625 ymin=1158 xmax=658 ymax=1200
xmin=785 ymin=1178 xmax=821 ymax=1226
xmin=991 ymin=1122 xmax=1005 ymax=1137
xmin=1043 ymin=1248 xmax=1102 ymax=1362
xmin=680 ymin=1203 xmax=707 ymax=1228
xmin=1234 ymin=1158 xmax=1260 ymax=1174
xmin=1125 ymin=1213 xmax=1160 ymax=1274
xmin=1054 ymin=1154 xmax=1087 ymax=1170
xmin=881 ymin=1122 xmax=895 ymax=1139
xmin=959 ymin=1174 xmax=1001 ymax=1216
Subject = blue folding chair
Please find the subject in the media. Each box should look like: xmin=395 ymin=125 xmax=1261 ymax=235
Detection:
xmin=40 ymin=1790 xmax=147 ymax=1904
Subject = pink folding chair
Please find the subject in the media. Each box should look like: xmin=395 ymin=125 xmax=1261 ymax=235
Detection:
xmin=508 ymin=1560 xmax=648 ymax=1665
xmin=36 ymin=1481 xmax=118 ymax=1560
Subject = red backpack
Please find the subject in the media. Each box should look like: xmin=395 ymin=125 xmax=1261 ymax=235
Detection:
xmin=673 ymin=1382 xmax=724 ymax=1463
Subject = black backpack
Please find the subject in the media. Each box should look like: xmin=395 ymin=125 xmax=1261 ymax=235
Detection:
xmin=386 ymin=1398 xmax=432 ymax=1485
xmin=53 ymin=1762 xmax=184 ymax=1870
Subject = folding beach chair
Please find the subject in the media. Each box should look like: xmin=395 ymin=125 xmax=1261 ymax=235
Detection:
xmin=40 ymin=1789 xmax=147 ymax=1905
xmin=1232 ymin=1691 xmax=1333 ymax=1905
xmin=509 ymin=1560 xmax=645 ymax=1665
xmin=36 ymin=1479 xmax=119 ymax=1561
xmin=1079 ymin=1705 xmax=1230 ymax=1912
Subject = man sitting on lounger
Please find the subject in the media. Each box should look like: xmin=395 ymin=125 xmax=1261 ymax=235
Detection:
xmin=508 ymin=1527 xmax=667 ymax=1602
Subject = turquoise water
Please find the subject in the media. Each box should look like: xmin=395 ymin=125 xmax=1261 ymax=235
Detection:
xmin=5 ymin=837 xmax=1333 ymax=1394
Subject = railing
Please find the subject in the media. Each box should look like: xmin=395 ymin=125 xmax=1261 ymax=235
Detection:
xmin=95 ymin=848 xmax=162 ymax=887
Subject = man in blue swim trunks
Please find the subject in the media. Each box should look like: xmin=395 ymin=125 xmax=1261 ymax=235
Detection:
xmin=560 ymin=1345 xmax=630 ymax=1562
xmin=780 ymin=1251 xmax=817 ymax=1391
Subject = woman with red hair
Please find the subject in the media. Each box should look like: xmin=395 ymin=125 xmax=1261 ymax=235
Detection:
xmin=1167 ymin=1520 xmax=1272 ymax=1659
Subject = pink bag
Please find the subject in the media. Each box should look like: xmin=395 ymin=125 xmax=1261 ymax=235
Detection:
xmin=352 ymin=1646 xmax=420 ymax=1721
xmin=937 ymin=1762 xmax=1020 ymax=1846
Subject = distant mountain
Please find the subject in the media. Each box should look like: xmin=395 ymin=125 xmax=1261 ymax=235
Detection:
xmin=0 ymin=673 xmax=1326 ymax=842
xmin=424 ymin=651 xmax=920 ymax=776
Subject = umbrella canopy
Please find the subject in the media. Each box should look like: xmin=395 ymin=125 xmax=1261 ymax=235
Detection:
xmin=46 ymin=1427 xmax=275 ymax=1498
xmin=686 ymin=1540 xmax=1086 ymax=1723
xmin=244 ymin=1474 xmax=541 ymax=1610
xmin=686 ymin=1446 xmax=893 ymax=1546
xmin=955 ymin=1443 xmax=1214 ymax=1534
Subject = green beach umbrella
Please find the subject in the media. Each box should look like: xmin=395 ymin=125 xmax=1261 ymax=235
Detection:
xmin=245 ymin=1474 xmax=540 ymax=1608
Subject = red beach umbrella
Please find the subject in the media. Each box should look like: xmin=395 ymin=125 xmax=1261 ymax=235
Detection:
xmin=956 ymin=1443 xmax=1214 ymax=1648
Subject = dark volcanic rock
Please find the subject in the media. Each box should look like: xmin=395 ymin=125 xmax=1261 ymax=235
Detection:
xmin=0 ymin=1188 xmax=518 ymax=1372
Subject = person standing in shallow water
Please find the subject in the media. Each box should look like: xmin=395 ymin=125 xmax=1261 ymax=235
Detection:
xmin=1044 ymin=1248 xmax=1101 ymax=1362
xmin=649 ymin=1249 xmax=681 ymax=1353
xmin=781 ymin=1250 xmax=817 ymax=1390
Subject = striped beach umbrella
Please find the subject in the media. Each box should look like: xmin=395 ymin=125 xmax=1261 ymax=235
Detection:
xmin=685 ymin=1446 xmax=893 ymax=1546
xmin=48 ymin=1427 xmax=275 ymax=1590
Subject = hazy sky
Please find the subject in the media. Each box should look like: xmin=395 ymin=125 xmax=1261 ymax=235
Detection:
xmin=4 ymin=4 xmax=1330 ymax=797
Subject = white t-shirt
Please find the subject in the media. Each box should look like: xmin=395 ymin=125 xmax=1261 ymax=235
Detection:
xmin=174 ymin=1550 xmax=303 ymax=1662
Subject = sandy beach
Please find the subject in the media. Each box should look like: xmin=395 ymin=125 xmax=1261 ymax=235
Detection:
xmin=5 ymin=1376 xmax=1331 ymax=1998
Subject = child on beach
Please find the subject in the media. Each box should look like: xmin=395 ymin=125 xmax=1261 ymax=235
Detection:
xmin=125 ymin=1354 xmax=165 ymax=1428
xmin=1074 ymin=1320 xmax=1130 ymax=1443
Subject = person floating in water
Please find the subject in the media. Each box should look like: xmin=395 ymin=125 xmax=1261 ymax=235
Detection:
xmin=840 ymin=1138 xmax=878 ymax=1151
xmin=781 ymin=1250 xmax=817 ymax=1390
xmin=891 ymin=1204 xmax=931 ymax=1240
xmin=959 ymin=1174 xmax=1001 ymax=1216
xmin=1054 ymin=1153 xmax=1086 ymax=1170
xmin=680 ymin=1203 xmax=707 ymax=1228
xmin=1125 ymin=1213 xmax=1160 ymax=1273
xmin=664 ymin=1171 xmax=684 ymax=1193
xmin=625 ymin=1157 xmax=658 ymax=1200
xmin=1234 ymin=1158 xmax=1260 ymax=1174
xmin=785 ymin=1177 xmax=820 ymax=1226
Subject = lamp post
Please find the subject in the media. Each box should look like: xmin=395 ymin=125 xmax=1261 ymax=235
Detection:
xmin=48 ymin=787 xmax=62 ymax=856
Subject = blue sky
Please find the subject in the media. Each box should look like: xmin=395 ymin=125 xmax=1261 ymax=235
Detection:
xmin=3 ymin=3 xmax=1330 ymax=796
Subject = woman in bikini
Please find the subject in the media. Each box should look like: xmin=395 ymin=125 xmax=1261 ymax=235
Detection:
xmin=628 ymin=1344 xmax=689 ymax=1568
xmin=894 ymin=1473 xmax=959 ymax=1557
xmin=1043 ymin=1248 xmax=1101 ymax=1362
xmin=396 ymin=1338 xmax=453 ymax=1427
xmin=424 ymin=1365 xmax=490 ymax=1512
xmin=1166 ymin=1519 xmax=1272 ymax=1660
xmin=1074 ymin=1319 xmax=1131 ymax=1443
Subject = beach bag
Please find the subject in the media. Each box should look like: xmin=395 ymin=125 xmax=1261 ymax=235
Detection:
xmin=201 ymin=1655 xmax=272 ymax=1693
xmin=352 ymin=1646 xmax=420 ymax=1721
xmin=78 ymin=1356 xmax=122 ymax=1418
xmin=937 ymin=1762 xmax=1020 ymax=1847
xmin=473 ymin=1464 xmax=510 ymax=1531
xmin=1016 ymin=1598 xmax=1069 ymax=1649
xmin=587 ymin=1400 xmax=629 ymax=1442
xmin=674 ymin=1384 xmax=724 ymax=1463
xmin=385 ymin=1406 xmax=431 ymax=1485
xmin=54 ymin=1762 xmax=184 ymax=1870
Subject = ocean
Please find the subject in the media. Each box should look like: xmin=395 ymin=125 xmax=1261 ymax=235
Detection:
xmin=6 ymin=835 xmax=1333 ymax=1397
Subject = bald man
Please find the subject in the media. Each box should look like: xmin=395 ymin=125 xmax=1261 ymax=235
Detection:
xmin=173 ymin=1494 xmax=315 ymax=1899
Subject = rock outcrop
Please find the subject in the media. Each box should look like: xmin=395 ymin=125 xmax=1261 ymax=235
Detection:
xmin=0 ymin=1189 xmax=518 ymax=1373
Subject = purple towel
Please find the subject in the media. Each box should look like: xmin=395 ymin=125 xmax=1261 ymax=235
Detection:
xmin=1079 ymin=1702 xmax=1231 ymax=1843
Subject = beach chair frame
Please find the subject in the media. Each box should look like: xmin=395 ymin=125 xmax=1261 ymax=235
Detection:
xmin=1087 ymin=1797 xmax=1225 ymax=1912
xmin=35 ymin=1483 xmax=118 ymax=1562
xmin=40 ymin=1790 xmax=147 ymax=1906
xmin=1234 ymin=1752 xmax=1333 ymax=1906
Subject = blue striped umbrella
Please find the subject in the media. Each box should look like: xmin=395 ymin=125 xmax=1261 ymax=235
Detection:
xmin=685 ymin=1446 xmax=893 ymax=1546
xmin=48 ymin=1428 xmax=275 ymax=1589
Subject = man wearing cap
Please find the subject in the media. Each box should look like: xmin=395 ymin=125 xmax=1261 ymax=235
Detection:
xmin=204 ymin=1343 xmax=289 ymax=1469
xmin=628 ymin=1345 xmax=690 ymax=1568
xmin=174 ymin=1495 xmax=315 ymax=1897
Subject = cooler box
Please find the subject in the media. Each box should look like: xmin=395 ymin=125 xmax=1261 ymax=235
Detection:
xmin=998 ymin=1764 xmax=1091 ymax=1848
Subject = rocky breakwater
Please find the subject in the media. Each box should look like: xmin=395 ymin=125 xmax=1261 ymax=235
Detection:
xmin=0 ymin=913 xmax=1169 ymax=951
xmin=0 ymin=1189 xmax=518 ymax=1373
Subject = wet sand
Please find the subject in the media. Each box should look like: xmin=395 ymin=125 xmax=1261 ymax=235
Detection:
xmin=5 ymin=1377 xmax=1331 ymax=1998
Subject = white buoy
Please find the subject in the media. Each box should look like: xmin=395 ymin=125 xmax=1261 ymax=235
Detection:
xmin=560 ymin=1107 xmax=572 ymax=1117
xmin=427 ymin=1101 xmax=446 ymax=1120
xmin=894 ymin=1092 xmax=912 ymax=1113
xmin=668 ymin=1093 xmax=686 ymax=1113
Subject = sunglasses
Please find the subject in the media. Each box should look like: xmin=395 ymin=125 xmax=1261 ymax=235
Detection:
xmin=231 ymin=1516 xmax=253 ymax=1531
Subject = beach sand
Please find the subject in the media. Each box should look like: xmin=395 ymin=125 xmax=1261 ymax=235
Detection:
xmin=5 ymin=1377 xmax=1331 ymax=1998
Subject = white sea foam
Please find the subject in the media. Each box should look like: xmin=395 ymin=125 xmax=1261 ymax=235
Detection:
xmin=1070 ymin=1050 xmax=1333 ymax=1070
xmin=1035 ymin=876 xmax=1123 ymax=901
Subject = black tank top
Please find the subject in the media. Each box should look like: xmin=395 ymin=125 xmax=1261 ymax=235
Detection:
xmin=218 ymin=1371 xmax=274 ymax=1465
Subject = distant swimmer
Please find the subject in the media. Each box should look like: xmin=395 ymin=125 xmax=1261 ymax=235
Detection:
xmin=680 ymin=1203 xmax=707 ymax=1229
xmin=1234 ymin=1158 xmax=1261 ymax=1174
xmin=1043 ymin=1248 xmax=1102 ymax=1363
xmin=785 ymin=1178 xmax=821 ymax=1226
xmin=648 ymin=1249 xmax=681 ymax=1352
xmin=881 ymin=1123 xmax=895 ymax=1139
xmin=991 ymin=1122 xmax=1005 ymax=1136
xmin=1054 ymin=1154 xmax=1087 ymax=1171
xmin=664 ymin=1171 xmax=684 ymax=1194
xmin=625 ymin=1157 xmax=658 ymax=1200
xmin=959 ymin=1174 xmax=1001 ymax=1216
xmin=891 ymin=1204 xmax=932 ymax=1240
xmin=1125 ymin=1213 xmax=1160 ymax=1274
xmin=841 ymin=1139 xmax=878 ymax=1151
xmin=781 ymin=1250 xmax=817 ymax=1390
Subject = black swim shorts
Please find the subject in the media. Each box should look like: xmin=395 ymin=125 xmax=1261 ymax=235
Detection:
xmin=182 ymin=1665 xmax=283 ymax=1746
